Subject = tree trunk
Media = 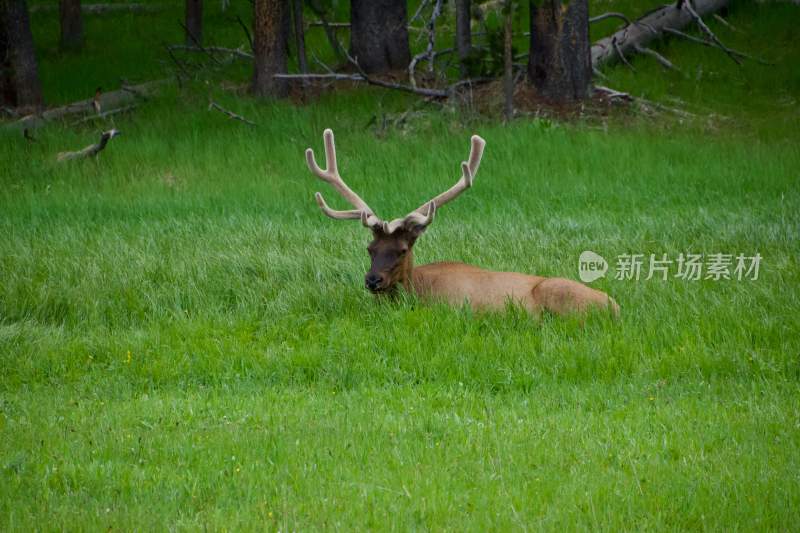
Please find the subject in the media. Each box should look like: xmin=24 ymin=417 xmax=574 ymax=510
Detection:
xmin=503 ymin=0 xmax=513 ymax=121
xmin=59 ymin=0 xmax=83 ymax=51
xmin=528 ymin=0 xmax=591 ymax=102
xmin=184 ymin=0 xmax=202 ymax=46
xmin=349 ymin=0 xmax=410 ymax=74
xmin=252 ymin=0 xmax=287 ymax=97
xmin=455 ymin=0 xmax=471 ymax=78
xmin=591 ymin=0 xmax=730 ymax=69
xmin=291 ymin=0 xmax=308 ymax=77
xmin=0 ymin=6 xmax=11 ymax=106
xmin=0 ymin=0 xmax=43 ymax=109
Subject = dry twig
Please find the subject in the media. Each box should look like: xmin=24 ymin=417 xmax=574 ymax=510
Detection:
xmin=208 ymin=101 xmax=257 ymax=126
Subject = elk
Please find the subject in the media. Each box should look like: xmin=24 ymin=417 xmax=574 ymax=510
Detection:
xmin=306 ymin=129 xmax=619 ymax=317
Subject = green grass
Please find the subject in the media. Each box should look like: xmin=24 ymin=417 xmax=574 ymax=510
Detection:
xmin=2 ymin=0 xmax=800 ymax=530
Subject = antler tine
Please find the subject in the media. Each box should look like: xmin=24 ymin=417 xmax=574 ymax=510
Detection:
xmin=314 ymin=192 xmax=361 ymax=220
xmin=306 ymin=128 xmax=378 ymax=221
xmin=410 ymin=134 xmax=486 ymax=216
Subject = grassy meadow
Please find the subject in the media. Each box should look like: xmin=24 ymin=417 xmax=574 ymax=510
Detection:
xmin=1 ymin=0 xmax=800 ymax=530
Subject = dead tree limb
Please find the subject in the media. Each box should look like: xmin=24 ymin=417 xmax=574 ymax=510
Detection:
xmin=57 ymin=129 xmax=121 ymax=162
xmin=426 ymin=0 xmax=443 ymax=74
xmin=235 ymin=14 xmax=254 ymax=52
xmin=682 ymin=1 xmax=740 ymax=65
xmin=612 ymin=37 xmax=636 ymax=71
xmin=348 ymin=53 xmax=448 ymax=98
xmin=164 ymin=43 xmax=192 ymax=84
xmin=589 ymin=12 xmax=631 ymax=27
xmin=208 ymin=101 xmax=257 ymax=126
xmin=663 ymin=28 xmax=770 ymax=65
xmin=408 ymin=0 xmax=443 ymax=88
xmin=178 ymin=20 xmax=222 ymax=66
xmin=410 ymin=0 xmax=431 ymax=25
xmin=167 ymin=44 xmax=253 ymax=60
xmin=71 ymin=105 xmax=138 ymax=126
xmin=307 ymin=21 xmax=349 ymax=28
xmin=594 ymin=85 xmax=696 ymax=118
xmin=594 ymin=85 xmax=632 ymax=101
xmin=274 ymin=72 xmax=448 ymax=98
xmin=633 ymin=44 xmax=678 ymax=71
xmin=591 ymin=0 xmax=730 ymax=69
xmin=307 ymin=0 xmax=346 ymax=61
xmin=712 ymin=13 xmax=738 ymax=32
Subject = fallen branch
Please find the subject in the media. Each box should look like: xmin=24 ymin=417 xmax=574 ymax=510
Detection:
xmin=57 ymin=129 xmax=121 ymax=162
xmin=208 ymin=101 xmax=257 ymax=126
xmin=594 ymin=85 xmax=632 ymax=101
xmin=409 ymin=0 xmax=431 ymax=25
xmin=612 ymin=37 xmax=636 ymax=71
xmin=179 ymin=21 xmax=222 ymax=66
xmin=71 ymin=104 xmax=138 ymax=126
xmin=594 ymin=85 xmax=696 ymax=118
xmin=663 ymin=28 xmax=770 ymax=65
xmin=712 ymin=13 xmax=739 ymax=33
xmin=167 ymin=44 xmax=253 ymax=60
xmin=633 ymin=44 xmax=679 ymax=71
xmin=589 ymin=12 xmax=631 ymax=27
xmin=307 ymin=0 xmax=347 ymax=61
xmin=164 ymin=43 xmax=193 ymax=84
xmin=235 ymin=14 xmax=254 ymax=52
xmin=348 ymin=52 xmax=448 ymax=98
xmin=682 ymin=1 xmax=740 ymax=65
xmin=274 ymin=71 xmax=448 ymax=98
xmin=307 ymin=21 xmax=349 ymax=28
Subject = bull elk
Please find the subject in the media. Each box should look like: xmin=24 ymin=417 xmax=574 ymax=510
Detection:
xmin=306 ymin=129 xmax=619 ymax=317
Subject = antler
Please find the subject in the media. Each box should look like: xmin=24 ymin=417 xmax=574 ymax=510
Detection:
xmin=306 ymin=129 xmax=383 ymax=228
xmin=306 ymin=130 xmax=486 ymax=235
xmin=381 ymin=134 xmax=486 ymax=234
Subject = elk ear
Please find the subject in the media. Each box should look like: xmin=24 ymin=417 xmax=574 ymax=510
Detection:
xmin=402 ymin=202 xmax=436 ymax=239
xmin=405 ymin=222 xmax=429 ymax=240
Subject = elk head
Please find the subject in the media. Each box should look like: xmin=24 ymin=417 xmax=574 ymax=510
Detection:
xmin=306 ymin=129 xmax=486 ymax=294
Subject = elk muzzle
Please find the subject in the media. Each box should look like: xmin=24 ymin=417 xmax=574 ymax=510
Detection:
xmin=365 ymin=272 xmax=386 ymax=292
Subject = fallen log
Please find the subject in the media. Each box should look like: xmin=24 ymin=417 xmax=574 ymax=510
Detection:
xmin=30 ymin=3 xmax=165 ymax=14
xmin=8 ymin=79 xmax=168 ymax=130
xmin=57 ymin=129 xmax=120 ymax=162
xmin=591 ymin=0 xmax=730 ymax=69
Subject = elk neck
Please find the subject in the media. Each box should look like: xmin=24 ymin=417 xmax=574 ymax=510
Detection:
xmin=398 ymin=248 xmax=415 ymax=291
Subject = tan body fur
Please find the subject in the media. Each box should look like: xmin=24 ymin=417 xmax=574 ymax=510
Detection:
xmin=402 ymin=257 xmax=618 ymax=317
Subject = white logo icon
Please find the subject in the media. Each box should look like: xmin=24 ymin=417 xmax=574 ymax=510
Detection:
xmin=579 ymin=250 xmax=608 ymax=283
